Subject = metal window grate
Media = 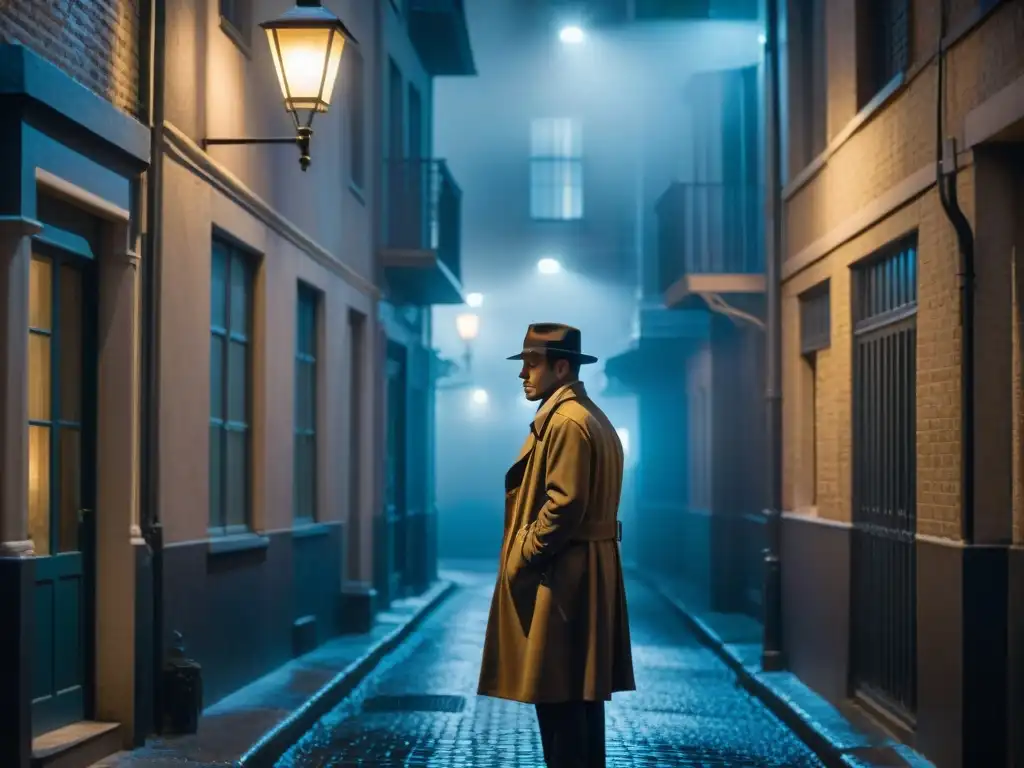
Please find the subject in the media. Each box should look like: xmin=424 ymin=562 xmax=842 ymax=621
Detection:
xmin=799 ymin=281 xmax=830 ymax=354
xmin=853 ymin=236 xmax=917 ymax=331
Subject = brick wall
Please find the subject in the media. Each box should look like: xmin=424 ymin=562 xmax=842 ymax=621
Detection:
xmin=781 ymin=0 xmax=1023 ymax=537
xmin=0 ymin=0 xmax=142 ymax=117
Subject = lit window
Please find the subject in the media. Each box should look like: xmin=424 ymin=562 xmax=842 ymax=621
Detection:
xmin=530 ymin=118 xmax=583 ymax=220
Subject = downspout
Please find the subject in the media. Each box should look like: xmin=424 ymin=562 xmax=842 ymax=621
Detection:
xmin=761 ymin=0 xmax=785 ymax=671
xmin=140 ymin=0 xmax=167 ymax=731
xmin=935 ymin=0 xmax=976 ymax=544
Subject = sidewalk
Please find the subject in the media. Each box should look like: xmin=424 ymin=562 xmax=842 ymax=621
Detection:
xmin=629 ymin=567 xmax=935 ymax=768
xmin=92 ymin=579 xmax=455 ymax=768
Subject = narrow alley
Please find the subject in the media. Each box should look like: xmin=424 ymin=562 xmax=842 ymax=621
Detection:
xmin=278 ymin=562 xmax=823 ymax=767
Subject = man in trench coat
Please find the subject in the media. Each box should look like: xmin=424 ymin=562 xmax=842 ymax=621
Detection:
xmin=478 ymin=322 xmax=635 ymax=768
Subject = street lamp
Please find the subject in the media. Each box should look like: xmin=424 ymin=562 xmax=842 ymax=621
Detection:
xmin=202 ymin=0 xmax=357 ymax=171
xmin=559 ymin=25 xmax=585 ymax=44
xmin=537 ymin=257 xmax=562 ymax=275
xmin=465 ymin=292 xmax=484 ymax=308
xmin=456 ymin=312 xmax=479 ymax=372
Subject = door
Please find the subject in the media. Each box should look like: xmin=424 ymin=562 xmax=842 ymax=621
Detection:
xmin=385 ymin=342 xmax=407 ymax=597
xmin=850 ymin=238 xmax=918 ymax=726
xmin=27 ymin=247 xmax=97 ymax=736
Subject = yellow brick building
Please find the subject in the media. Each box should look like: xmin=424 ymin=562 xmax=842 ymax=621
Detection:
xmin=779 ymin=0 xmax=1024 ymax=764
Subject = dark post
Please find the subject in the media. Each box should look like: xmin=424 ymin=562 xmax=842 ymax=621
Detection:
xmin=761 ymin=0 xmax=785 ymax=672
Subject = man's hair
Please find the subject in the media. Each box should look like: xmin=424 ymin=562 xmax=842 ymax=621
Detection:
xmin=546 ymin=351 xmax=581 ymax=380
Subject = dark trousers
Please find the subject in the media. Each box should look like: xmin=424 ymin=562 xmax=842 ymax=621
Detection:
xmin=535 ymin=700 xmax=606 ymax=767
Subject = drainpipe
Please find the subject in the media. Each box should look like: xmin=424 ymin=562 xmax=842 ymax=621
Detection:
xmin=935 ymin=0 xmax=976 ymax=544
xmin=139 ymin=0 xmax=167 ymax=731
xmin=761 ymin=0 xmax=785 ymax=671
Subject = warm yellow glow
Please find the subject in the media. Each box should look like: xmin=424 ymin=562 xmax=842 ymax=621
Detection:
xmin=456 ymin=313 xmax=480 ymax=341
xmin=266 ymin=27 xmax=346 ymax=113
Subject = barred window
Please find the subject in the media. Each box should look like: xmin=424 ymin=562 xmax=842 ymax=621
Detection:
xmin=530 ymin=118 xmax=583 ymax=220
xmin=856 ymin=0 xmax=909 ymax=108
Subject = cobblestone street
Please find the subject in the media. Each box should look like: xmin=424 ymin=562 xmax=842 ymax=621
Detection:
xmin=279 ymin=562 xmax=824 ymax=767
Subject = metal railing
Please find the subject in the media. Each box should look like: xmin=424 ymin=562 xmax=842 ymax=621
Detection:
xmin=655 ymin=182 xmax=764 ymax=293
xmin=382 ymin=159 xmax=462 ymax=283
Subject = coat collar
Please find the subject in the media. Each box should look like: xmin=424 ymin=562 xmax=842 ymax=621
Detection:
xmin=531 ymin=380 xmax=585 ymax=439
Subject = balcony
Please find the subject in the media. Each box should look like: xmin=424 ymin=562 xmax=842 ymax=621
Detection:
xmin=380 ymin=159 xmax=464 ymax=306
xmin=655 ymin=182 xmax=766 ymax=309
xmin=409 ymin=0 xmax=477 ymax=77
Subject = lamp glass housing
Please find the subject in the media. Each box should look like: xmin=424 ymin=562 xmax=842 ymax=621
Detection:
xmin=262 ymin=3 xmax=356 ymax=126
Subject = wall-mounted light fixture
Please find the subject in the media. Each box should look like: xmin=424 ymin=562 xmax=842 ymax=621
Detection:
xmin=201 ymin=0 xmax=357 ymax=171
xmin=456 ymin=312 xmax=480 ymax=372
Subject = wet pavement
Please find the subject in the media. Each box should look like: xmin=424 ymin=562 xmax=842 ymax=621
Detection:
xmin=279 ymin=561 xmax=824 ymax=767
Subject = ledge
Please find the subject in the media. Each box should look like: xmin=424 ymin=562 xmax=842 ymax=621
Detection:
xmin=0 ymin=43 xmax=150 ymax=168
xmin=207 ymin=532 xmax=271 ymax=556
xmin=292 ymin=522 xmax=333 ymax=540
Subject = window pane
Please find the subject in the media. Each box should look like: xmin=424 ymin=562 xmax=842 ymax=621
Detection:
xmin=225 ymin=428 xmax=248 ymax=527
xmin=58 ymin=427 xmax=80 ymax=553
xmin=58 ymin=266 xmax=83 ymax=422
xmin=296 ymin=360 xmax=315 ymax=431
xmin=29 ymin=256 xmax=52 ymax=331
xmin=209 ymin=425 xmax=224 ymax=529
xmin=294 ymin=434 xmax=316 ymax=520
xmin=229 ymin=253 xmax=249 ymax=334
xmin=211 ymin=244 xmax=227 ymax=329
xmin=28 ymin=425 xmax=50 ymax=555
xmin=227 ymin=339 xmax=248 ymax=423
xmin=28 ymin=332 xmax=51 ymax=422
xmin=210 ymin=334 xmax=225 ymax=420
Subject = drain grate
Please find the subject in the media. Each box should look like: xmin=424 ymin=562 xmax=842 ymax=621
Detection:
xmin=361 ymin=694 xmax=467 ymax=713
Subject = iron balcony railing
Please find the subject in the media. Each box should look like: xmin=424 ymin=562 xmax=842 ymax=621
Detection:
xmin=382 ymin=159 xmax=463 ymax=284
xmin=655 ymin=182 xmax=764 ymax=294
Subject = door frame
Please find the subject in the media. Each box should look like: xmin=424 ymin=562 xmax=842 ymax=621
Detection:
xmin=28 ymin=236 xmax=100 ymax=736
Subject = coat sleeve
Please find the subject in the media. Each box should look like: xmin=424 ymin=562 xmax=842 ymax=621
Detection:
xmin=521 ymin=416 xmax=591 ymax=565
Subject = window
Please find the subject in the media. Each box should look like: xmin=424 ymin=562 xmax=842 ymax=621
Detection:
xmin=790 ymin=0 xmax=827 ymax=170
xmin=856 ymin=0 xmax=909 ymax=108
xmin=799 ymin=281 xmax=830 ymax=507
xmin=348 ymin=46 xmax=365 ymax=190
xmin=210 ymin=238 xmax=254 ymax=533
xmin=219 ymin=0 xmax=250 ymax=45
xmin=294 ymin=284 xmax=319 ymax=522
xmin=530 ymin=118 xmax=583 ymax=220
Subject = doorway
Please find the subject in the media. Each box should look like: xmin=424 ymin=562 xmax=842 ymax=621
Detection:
xmin=385 ymin=341 xmax=407 ymax=598
xmin=27 ymin=246 xmax=98 ymax=736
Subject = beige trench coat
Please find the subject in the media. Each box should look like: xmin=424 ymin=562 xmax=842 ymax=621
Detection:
xmin=477 ymin=381 xmax=636 ymax=704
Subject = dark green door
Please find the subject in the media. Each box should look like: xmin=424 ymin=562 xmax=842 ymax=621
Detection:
xmin=385 ymin=342 xmax=407 ymax=598
xmin=27 ymin=247 xmax=97 ymax=736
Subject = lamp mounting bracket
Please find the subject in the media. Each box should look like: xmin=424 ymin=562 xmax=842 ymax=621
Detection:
xmin=201 ymin=126 xmax=314 ymax=171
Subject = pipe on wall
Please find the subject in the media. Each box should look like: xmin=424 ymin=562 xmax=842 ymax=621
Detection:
xmin=935 ymin=0 xmax=977 ymax=545
xmin=139 ymin=0 xmax=167 ymax=732
xmin=761 ymin=0 xmax=785 ymax=671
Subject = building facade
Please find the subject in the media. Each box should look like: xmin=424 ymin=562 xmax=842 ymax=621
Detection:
xmin=779 ymin=0 xmax=1024 ymax=764
xmin=0 ymin=1 xmax=474 ymax=766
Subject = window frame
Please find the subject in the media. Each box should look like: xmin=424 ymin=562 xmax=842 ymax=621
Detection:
xmin=529 ymin=117 xmax=584 ymax=221
xmin=293 ymin=282 xmax=321 ymax=523
xmin=348 ymin=45 xmax=366 ymax=194
xmin=219 ymin=0 xmax=251 ymax=53
xmin=209 ymin=236 xmax=255 ymax=535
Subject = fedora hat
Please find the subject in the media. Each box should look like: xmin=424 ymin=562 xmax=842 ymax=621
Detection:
xmin=507 ymin=323 xmax=598 ymax=365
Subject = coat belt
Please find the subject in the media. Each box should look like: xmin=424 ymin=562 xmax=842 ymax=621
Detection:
xmin=568 ymin=520 xmax=622 ymax=543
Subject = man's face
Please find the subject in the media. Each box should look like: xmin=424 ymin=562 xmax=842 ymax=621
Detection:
xmin=519 ymin=352 xmax=571 ymax=402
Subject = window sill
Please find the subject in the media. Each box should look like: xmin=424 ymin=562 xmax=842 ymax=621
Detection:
xmin=207 ymin=532 xmax=270 ymax=556
xmin=292 ymin=522 xmax=331 ymax=539
xmin=348 ymin=180 xmax=366 ymax=206
xmin=220 ymin=16 xmax=252 ymax=59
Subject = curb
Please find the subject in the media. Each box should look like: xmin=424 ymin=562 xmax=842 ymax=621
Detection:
xmin=237 ymin=579 xmax=457 ymax=768
xmin=629 ymin=568 xmax=848 ymax=768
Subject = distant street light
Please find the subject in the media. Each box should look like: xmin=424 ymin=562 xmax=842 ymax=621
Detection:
xmin=466 ymin=292 xmax=484 ymax=308
xmin=456 ymin=313 xmax=480 ymax=341
xmin=537 ymin=257 xmax=562 ymax=275
xmin=472 ymin=388 xmax=489 ymax=405
xmin=202 ymin=0 xmax=357 ymax=170
xmin=559 ymin=25 xmax=585 ymax=44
